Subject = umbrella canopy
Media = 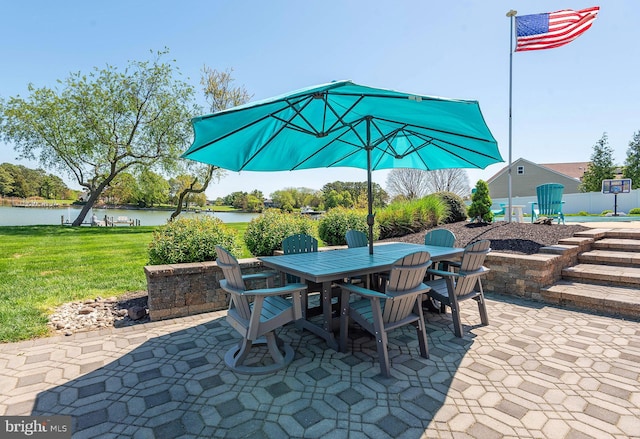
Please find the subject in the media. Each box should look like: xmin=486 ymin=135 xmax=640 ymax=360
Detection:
xmin=182 ymin=80 xmax=502 ymax=254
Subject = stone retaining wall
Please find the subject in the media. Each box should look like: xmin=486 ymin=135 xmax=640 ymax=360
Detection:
xmin=144 ymin=239 xmax=594 ymax=321
xmin=144 ymin=258 xmax=269 ymax=321
xmin=483 ymin=237 xmax=592 ymax=300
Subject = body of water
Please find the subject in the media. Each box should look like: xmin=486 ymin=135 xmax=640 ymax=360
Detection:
xmin=0 ymin=205 xmax=259 ymax=226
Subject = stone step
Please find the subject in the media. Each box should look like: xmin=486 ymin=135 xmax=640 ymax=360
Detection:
xmin=592 ymin=238 xmax=640 ymax=252
xmin=562 ymin=263 xmax=640 ymax=287
xmin=604 ymin=229 xmax=640 ymax=239
xmin=579 ymin=249 xmax=640 ymax=267
xmin=541 ymin=280 xmax=640 ymax=320
xmin=574 ymin=228 xmax=640 ymax=240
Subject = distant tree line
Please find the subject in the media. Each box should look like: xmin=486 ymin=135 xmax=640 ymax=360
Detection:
xmin=0 ymin=163 xmax=76 ymax=199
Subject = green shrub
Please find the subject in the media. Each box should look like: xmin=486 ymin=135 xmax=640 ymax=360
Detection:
xmin=244 ymin=209 xmax=317 ymax=256
xmin=317 ymin=207 xmax=378 ymax=246
xmin=435 ymin=191 xmax=468 ymax=223
xmin=148 ymin=216 xmax=242 ymax=264
xmin=577 ymin=211 xmax=589 ymax=216
xmin=629 ymin=207 xmax=640 ymax=215
xmin=376 ymin=195 xmax=446 ymax=239
xmin=468 ymin=180 xmax=493 ymax=222
xmin=601 ymin=210 xmax=613 ymax=216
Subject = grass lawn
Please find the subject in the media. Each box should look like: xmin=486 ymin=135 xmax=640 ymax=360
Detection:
xmin=0 ymin=223 xmax=250 ymax=343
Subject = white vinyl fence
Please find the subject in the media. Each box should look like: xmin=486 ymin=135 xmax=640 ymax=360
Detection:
xmin=491 ymin=188 xmax=640 ymax=215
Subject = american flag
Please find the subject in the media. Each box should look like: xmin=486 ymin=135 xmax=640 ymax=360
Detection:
xmin=515 ymin=7 xmax=600 ymax=52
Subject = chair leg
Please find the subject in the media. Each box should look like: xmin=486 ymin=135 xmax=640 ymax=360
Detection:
xmin=444 ymin=295 xmax=462 ymax=340
xmin=265 ymin=332 xmax=285 ymax=364
xmin=339 ymin=289 xmax=350 ymax=353
xmin=224 ymin=333 xmax=295 ymax=375
xmin=414 ymin=302 xmax=429 ymax=359
xmin=475 ymin=280 xmax=489 ymax=326
xmin=370 ymin=298 xmax=391 ymax=377
xmin=230 ymin=338 xmax=253 ymax=367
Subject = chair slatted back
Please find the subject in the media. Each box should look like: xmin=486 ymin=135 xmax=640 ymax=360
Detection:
xmin=455 ymin=240 xmax=490 ymax=297
xmin=282 ymin=234 xmax=318 ymax=283
xmin=215 ymin=245 xmax=251 ymax=320
xmin=282 ymin=234 xmax=318 ymax=254
xmin=345 ymin=230 xmax=368 ymax=248
xmin=383 ymin=251 xmax=432 ymax=323
xmin=424 ymin=229 xmax=456 ymax=247
xmin=537 ymin=183 xmax=564 ymax=216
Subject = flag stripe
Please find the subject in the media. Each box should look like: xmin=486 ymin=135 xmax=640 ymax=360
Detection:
xmin=515 ymin=7 xmax=599 ymax=52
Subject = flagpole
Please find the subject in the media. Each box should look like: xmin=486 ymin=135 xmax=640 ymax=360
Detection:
xmin=506 ymin=10 xmax=517 ymax=223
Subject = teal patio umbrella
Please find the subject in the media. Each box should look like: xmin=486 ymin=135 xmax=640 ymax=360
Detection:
xmin=182 ymin=80 xmax=502 ymax=254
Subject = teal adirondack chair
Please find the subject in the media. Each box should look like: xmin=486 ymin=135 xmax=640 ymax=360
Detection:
xmin=531 ymin=183 xmax=565 ymax=224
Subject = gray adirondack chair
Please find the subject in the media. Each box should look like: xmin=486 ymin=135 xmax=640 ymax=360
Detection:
xmin=339 ymin=251 xmax=432 ymax=377
xmin=216 ymin=246 xmax=307 ymax=374
xmin=424 ymin=240 xmax=491 ymax=338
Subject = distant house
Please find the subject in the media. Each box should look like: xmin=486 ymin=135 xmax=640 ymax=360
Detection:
xmin=486 ymin=158 xmax=589 ymax=198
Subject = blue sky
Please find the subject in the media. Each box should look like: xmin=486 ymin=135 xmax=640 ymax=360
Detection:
xmin=1 ymin=1 xmax=638 ymax=200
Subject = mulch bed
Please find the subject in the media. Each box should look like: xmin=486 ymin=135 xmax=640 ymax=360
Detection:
xmin=381 ymin=221 xmax=590 ymax=255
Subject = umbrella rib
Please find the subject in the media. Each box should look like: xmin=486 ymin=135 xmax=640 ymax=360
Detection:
xmin=185 ymin=112 xmax=274 ymax=156
xmin=374 ymin=115 xmax=494 ymax=144
xmin=239 ymin=96 xmax=324 ymax=170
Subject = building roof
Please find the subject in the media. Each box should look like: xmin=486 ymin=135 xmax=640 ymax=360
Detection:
xmin=539 ymin=162 xmax=590 ymax=180
xmin=486 ymin=158 xmax=590 ymax=184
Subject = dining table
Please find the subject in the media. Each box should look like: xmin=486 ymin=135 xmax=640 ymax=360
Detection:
xmin=258 ymin=242 xmax=464 ymax=351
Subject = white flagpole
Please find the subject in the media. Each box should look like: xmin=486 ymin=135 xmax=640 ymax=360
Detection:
xmin=506 ymin=10 xmax=517 ymax=223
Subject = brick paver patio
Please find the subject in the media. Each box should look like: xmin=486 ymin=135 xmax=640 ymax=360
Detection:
xmin=1 ymin=293 xmax=639 ymax=438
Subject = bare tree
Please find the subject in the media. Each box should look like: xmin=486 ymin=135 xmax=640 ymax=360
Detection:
xmin=423 ymin=168 xmax=470 ymax=197
xmin=385 ymin=169 xmax=430 ymax=199
xmin=170 ymin=67 xmax=251 ymax=220
xmin=386 ymin=168 xmax=470 ymax=199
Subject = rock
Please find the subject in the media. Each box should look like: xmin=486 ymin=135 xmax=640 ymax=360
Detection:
xmin=128 ymin=306 xmax=147 ymax=321
xmin=47 ymin=293 xmax=149 ymax=336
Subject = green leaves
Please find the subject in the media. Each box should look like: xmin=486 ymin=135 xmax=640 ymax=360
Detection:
xmin=148 ymin=216 xmax=242 ymax=265
xmin=0 ymin=50 xmax=198 ymax=225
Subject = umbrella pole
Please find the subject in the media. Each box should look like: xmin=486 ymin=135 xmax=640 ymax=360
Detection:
xmin=366 ymin=117 xmax=374 ymax=255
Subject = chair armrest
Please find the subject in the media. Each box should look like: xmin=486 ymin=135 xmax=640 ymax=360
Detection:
xmin=459 ymin=266 xmax=490 ymax=277
xmin=241 ymin=272 xmax=277 ymax=283
xmin=249 ymin=283 xmax=308 ymax=296
xmin=220 ymin=280 xmax=307 ymax=297
xmin=426 ymin=268 xmax=461 ymax=279
xmin=339 ymin=282 xmax=387 ymax=299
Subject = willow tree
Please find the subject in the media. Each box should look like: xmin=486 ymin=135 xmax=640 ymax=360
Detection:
xmin=169 ymin=67 xmax=251 ymax=220
xmin=0 ymin=49 xmax=197 ymax=226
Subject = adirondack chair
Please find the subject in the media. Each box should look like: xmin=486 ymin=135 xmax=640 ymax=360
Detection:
xmin=339 ymin=251 xmax=432 ymax=377
xmin=424 ymin=228 xmax=456 ymax=247
xmin=424 ymin=240 xmax=491 ymax=338
xmin=215 ymin=246 xmax=307 ymax=374
xmin=282 ymin=234 xmax=323 ymax=317
xmin=422 ymin=229 xmax=458 ymax=308
xmin=345 ymin=229 xmax=368 ymax=248
xmin=491 ymin=204 xmax=506 ymax=222
xmin=531 ymin=183 xmax=565 ymax=224
xmin=345 ymin=229 xmax=376 ymax=288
